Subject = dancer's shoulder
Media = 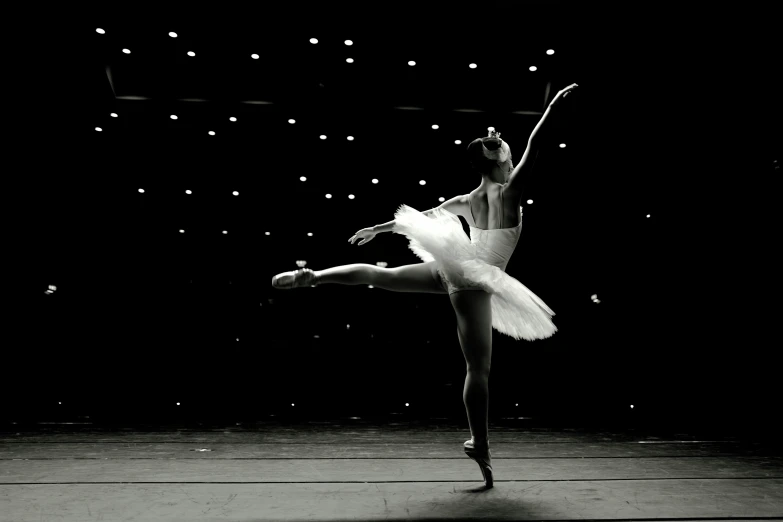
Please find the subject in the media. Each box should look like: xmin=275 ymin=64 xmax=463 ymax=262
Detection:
xmin=436 ymin=194 xmax=471 ymax=220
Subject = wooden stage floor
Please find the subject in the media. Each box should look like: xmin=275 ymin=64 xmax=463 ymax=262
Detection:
xmin=1 ymin=419 xmax=782 ymax=521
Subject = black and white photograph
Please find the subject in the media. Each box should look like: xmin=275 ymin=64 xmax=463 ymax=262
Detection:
xmin=7 ymin=2 xmax=782 ymax=521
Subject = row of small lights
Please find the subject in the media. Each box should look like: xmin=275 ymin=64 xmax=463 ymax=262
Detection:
xmin=136 ymin=187 xmax=537 ymax=238
xmin=95 ymin=28 xmax=554 ymax=71
xmin=95 ymin=114 xmax=568 ymax=150
xmin=53 ymin=401 xmax=632 ymax=408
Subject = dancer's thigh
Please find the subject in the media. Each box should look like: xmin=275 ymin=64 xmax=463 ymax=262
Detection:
xmin=377 ymin=261 xmax=448 ymax=294
xmin=449 ymin=290 xmax=492 ymax=372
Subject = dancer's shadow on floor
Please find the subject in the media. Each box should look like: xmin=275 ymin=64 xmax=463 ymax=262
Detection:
xmin=463 ymin=484 xmax=493 ymax=493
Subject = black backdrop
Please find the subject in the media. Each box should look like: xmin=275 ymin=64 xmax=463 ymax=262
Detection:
xmin=10 ymin=3 xmax=780 ymax=434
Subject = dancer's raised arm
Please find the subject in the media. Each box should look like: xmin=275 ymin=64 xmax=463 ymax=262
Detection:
xmin=506 ymin=83 xmax=578 ymax=194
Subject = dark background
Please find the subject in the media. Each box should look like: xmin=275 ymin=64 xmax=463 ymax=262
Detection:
xmin=10 ymin=3 xmax=780 ymax=433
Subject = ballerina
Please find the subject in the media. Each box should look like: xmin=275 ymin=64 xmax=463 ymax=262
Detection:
xmin=273 ymin=83 xmax=578 ymax=487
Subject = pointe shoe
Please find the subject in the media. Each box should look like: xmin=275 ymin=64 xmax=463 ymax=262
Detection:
xmin=272 ymin=268 xmax=319 ymax=289
xmin=464 ymin=437 xmax=494 ymax=487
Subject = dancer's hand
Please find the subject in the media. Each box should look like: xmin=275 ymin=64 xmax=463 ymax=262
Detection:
xmin=549 ymin=83 xmax=579 ymax=108
xmin=349 ymin=227 xmax=376 ymax=246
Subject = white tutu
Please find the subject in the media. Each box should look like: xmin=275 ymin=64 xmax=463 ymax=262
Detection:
xmin=392 ymin=204 xmax=557 ymax=341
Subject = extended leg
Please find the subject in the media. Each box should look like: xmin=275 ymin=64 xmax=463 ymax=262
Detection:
xmin=317 ymin=261 xmax=446 ymax=294
xmin=314 ymin=263 xmax=378 ymax=286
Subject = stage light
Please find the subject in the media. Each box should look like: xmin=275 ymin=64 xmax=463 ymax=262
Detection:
xmin=347 ymin=136 xmax=354 ymax=141
xmin=646 ymin=214 xmax=651 ymax=218
xmin=186 ymin=190 xmax=192 ymax=194
xmin=527 ymin=199 xmax=533 ymax=204
xmin=187 ymin=51 xmax=196 ymax=57
xmin=138 ymin=189 xmax=144 ymax=193
xmin=371 ymin=179 xmax=379 ymax=184
xmin=176 ymin=402 xmax=180 ymax=406
xmin=419 ymin=180 xmax=426 ymax=185
xmin=630 ymin=405 xmax=634 ymax=409
xmin=95 ymin=127 xmax=102 ymax=132
xmin=288 ymin=119 xmax=295 ymax=124
xmin=122 ymin=49 xmax=131 ymax=54
xmin=529 ymin=66 xmax=537 ymax=72
xmin=320 ymin=135 xmax=327 ymax=140
xmin=58 ymin=402 xmax=61 ymax=405
xmin=307 ymin=232 xmax=313 ymax=237
xmin=96 ymin=28 xmax=105 ymax=34
xmin=346 ymin=58 xmax=354 ymax=63
xmin=265 ymin=232 xmax=270 ymax=236
xmin=348 ymin=194 xmax=355 ymax=199
xmin=222 ymin=231 xmax=228 ymax=235
xmin=325 ymin=194 xmax=332 ymax=198
xmin=345 ymin=40 xmax=353 ymax=46
xmin=292 ymin=403 xmax=295 ymax=406
xmin=469 ymin=63 xmax=477 ymax=69
xmin=179 ymin=230 xmax=185 ymax=234
xmin=432 ymin=124 xmax=439 ymax=129
xmin=405 ymin=403 xmax=409 ymax=407
xmin=560 ymin=143 xmax=566 ymax=148
xmin=408 ymin=60 xmax=416 ymax=66
xmin=438 ymin=197 xmax=445 ymax=202
xmin=233 ymin=191 xmax=239 ymax=196
xmin=346 ymin=324 xmax=350 ymax=329
xmin=546 ymin=49 xmax=555 ymax=55
xmin=300 ymin=176 xmax=307 ymax=182
xmin=310 ymin=38 xmax=318 ymax=44
xmin=368 ymin=285 xmax=374 ymax=288
xmin=251 ymin=54 xmax=260 ymax=60
xmin=454 ymin=140 xmax=462 ymax=145
xmin=169 ymin=32 xmax=178 ymax=38
xmin=110 ymin=113 xmax=118 ymax=118
xmin=208 ymin=131 xmax=215 ymax=136
xmin=170 ymin=115 xmax=178 ymax=120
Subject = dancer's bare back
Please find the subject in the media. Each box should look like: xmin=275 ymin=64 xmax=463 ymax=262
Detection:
xmin=443 ymin=184 xmax=521 ymax=231
xmin=465 ymin=184 xmax=522 ymax=230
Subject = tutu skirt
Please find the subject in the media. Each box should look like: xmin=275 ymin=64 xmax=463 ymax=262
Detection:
xmin=392 ymin=204 xmax=557 ymax=341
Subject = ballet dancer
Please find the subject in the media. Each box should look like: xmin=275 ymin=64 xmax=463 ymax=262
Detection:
xmin=272 ymin=83 xmax=578 ymax=487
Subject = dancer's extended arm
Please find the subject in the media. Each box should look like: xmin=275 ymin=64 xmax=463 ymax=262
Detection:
xmin=506 ymin=83 xmax=578 ymax=194
xmin=372 ymin=194 xmax=469 ymax=233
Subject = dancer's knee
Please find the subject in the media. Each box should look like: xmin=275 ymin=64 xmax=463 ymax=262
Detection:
xmin=466 ymin=365 xmax=491 ymax=377
xmin=372 ymin=265 xmax=395 ymax=288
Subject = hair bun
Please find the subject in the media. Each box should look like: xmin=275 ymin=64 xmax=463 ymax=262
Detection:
xmin=482 ymin=138 xmax=502 ymax=151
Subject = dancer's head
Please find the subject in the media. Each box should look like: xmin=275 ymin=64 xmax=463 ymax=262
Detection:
xmin=467 ymin=128 xmax=513 ymax=183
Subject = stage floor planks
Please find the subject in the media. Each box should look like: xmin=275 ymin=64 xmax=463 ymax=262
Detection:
xmin=1 ymin=420 xmax=782 ymax=521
